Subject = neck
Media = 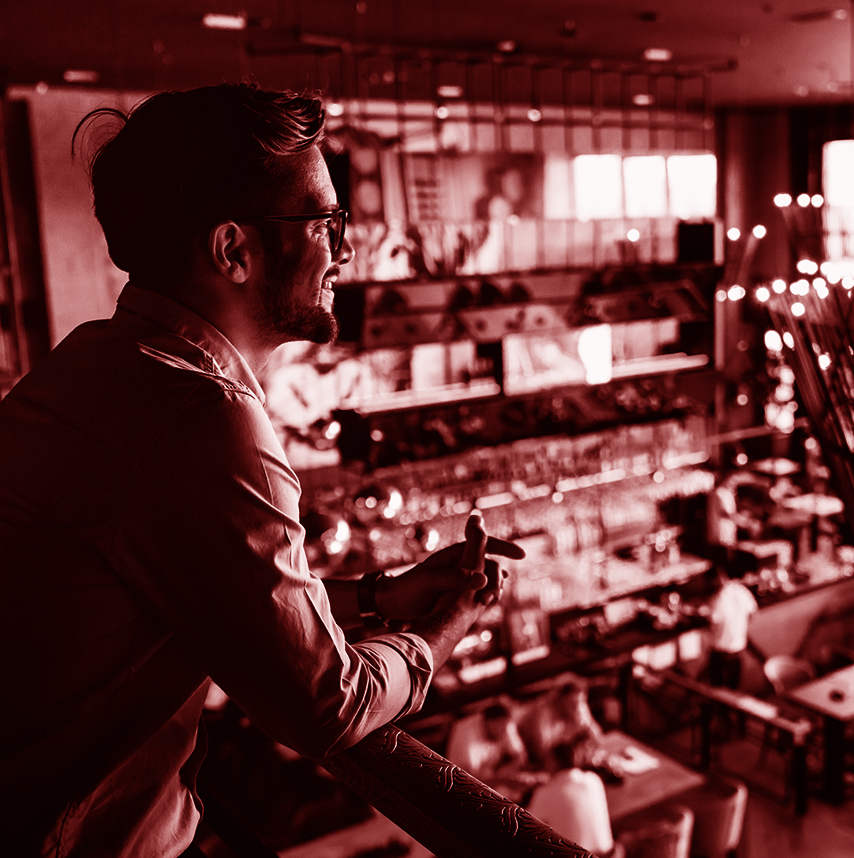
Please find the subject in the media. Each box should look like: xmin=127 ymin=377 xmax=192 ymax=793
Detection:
xmin=149 ymin=276 xmax=278 ymax=376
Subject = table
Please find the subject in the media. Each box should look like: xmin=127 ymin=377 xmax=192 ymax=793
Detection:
xmin=785 ymin=662 xmax=854 ymax=805
xmin=647 ymin=668 xmax=813 ymax=814
xmin=598 ymin=730 xmax=705 ymax=821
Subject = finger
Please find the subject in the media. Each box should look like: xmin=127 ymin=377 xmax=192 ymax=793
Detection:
xmin=485 ymin=535 xmax=526 ymax=560
xmin=459 ymin=510 xmax=487 ymax=573
xmin=475 ymin=558 xmax=501 ymax=604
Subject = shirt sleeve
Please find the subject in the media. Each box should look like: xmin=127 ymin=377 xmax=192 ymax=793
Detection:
xmin=110 ymin=384 xmax=433 ymax=759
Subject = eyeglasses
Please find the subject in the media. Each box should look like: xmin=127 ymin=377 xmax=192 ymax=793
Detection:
xmin=243 ymin=209 xmax=349 ymax=254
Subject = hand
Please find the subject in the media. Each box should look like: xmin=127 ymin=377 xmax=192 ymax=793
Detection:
xmin=376 ymin=511 xmax=524 ymax=622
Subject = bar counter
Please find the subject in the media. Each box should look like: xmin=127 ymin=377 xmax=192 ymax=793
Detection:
xmin=404 ymin=555 xmax=854 ymax=728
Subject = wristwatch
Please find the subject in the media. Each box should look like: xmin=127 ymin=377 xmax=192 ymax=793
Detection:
xmin=357 ymin=570 xmax=389 ymax=628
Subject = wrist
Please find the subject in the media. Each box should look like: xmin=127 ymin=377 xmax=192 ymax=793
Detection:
xmin=357 ymin=570 xmax=389 ymax=628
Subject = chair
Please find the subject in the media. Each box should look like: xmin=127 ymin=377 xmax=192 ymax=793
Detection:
xmin=614 ymin=803 xmax=694 ymax=858
xmin=763 ymin=655 xmax=814 ymax=696
xmin=674 ymin=774 xmax=748 ymax=858
xmin=760 ymin=656 xmax=816 ymax=768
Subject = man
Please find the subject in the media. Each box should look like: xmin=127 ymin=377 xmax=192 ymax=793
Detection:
xmin=704 ymin=567 xmax=758 ymax=689
xmin=519 ymin=678 xmax=605 ymax=772
xmin=444 ymin=701 xmax=536 ymax=803
xmin=0 ymin=83 xmax=523 ymax=857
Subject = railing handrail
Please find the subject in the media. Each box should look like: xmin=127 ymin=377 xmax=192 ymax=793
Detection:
xmin=321 ymin=722 xmax=594 ymax=858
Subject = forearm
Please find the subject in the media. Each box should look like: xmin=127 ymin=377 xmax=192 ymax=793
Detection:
xmin=407 ymin=599 xmax=482 ymax=672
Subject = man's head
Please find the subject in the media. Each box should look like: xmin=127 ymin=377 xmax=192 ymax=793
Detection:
xmin=556 ymin=678 xmax=588 ymax=718
xmin=76 ymin=83 xmax=351 ymax=345
xmin=482 ymin=702 xmax=514 ymax=741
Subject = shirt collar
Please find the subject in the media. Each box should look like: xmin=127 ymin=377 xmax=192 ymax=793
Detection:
xmin=116 ymin=283 xmax=266 ymax=405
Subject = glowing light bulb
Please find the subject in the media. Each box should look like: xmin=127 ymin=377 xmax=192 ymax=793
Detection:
xmin=727 ymin=227 xmax=741 ymax=241
xmin=626 ymin=228 xmax=640 ymax=242
xmin=756 ymin=286 xmax=770 ymax=302
xmin=797 ymin=193 xmax=811 ymax=207
xmin=774 ymin=193 xmax=792 ymax=207
xmin=753 ymin=225 xmax=767 ymax=239
xmin=765 ymin=330 xmax=783 ymax=351
xmin=772 ymin=279 xmax=787 ymax=293
xmin=792 ymin=302 xmax=806 ymax=316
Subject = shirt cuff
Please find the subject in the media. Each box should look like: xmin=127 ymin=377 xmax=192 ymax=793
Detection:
xmin=357 ymin=632 xmax=434 ymax=718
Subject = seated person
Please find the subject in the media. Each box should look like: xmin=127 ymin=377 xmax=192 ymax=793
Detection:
xmin=445 ymin=700 xmax=542 ymax=802
xmin=519 ymin=678 xmax=606 ymax=773
xmin=527 ymin=744 xmax=616 ymax=857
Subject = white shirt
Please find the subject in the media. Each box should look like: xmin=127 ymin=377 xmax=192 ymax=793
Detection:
xmin=709 ymin=581 xmax=758 ymax=653
xmin=445 ymin=712 xmax=526 ymax=782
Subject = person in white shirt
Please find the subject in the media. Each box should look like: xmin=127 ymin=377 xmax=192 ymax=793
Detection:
xmin=705 ymin=568 xmax=758 ymax=689
xmin=445 ymin=702 xmax=537 ymax=803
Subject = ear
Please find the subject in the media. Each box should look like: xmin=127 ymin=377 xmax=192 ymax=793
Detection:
xmin=207 ymin=221 xmax=256 ymax=284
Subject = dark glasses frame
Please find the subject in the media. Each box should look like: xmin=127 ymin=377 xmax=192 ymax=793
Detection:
xmin=241 ymin=209 xmax=349 ymax=253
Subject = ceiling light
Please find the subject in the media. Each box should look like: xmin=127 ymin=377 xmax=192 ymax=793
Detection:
xmin=527 ymin=107 xmax=542 ymax=122
xmin=63 ymin=69 xmax=100 ymax=84
xmin=632 ymin=93 xmax=654 ymax=106
xmin=437 ymin=85 xmax=463 ymax=99
xmin=496 ymin=39 xmax=517 ymax=53
xmin=202 ymin=12 xmax=248 ymax=30
xmin=643 ymin=48 xmax=672 ymax=62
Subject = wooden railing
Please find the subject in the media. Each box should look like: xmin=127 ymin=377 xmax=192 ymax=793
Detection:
xmin=321 ymin=722 xmax=594 ymax=858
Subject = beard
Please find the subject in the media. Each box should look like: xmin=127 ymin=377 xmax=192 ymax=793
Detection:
xmin=256 ymin=239 xmax=339 ymax=345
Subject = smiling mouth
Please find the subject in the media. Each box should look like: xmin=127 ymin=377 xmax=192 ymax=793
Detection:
xmin=322 ymin=267 xmax=340 ymax=291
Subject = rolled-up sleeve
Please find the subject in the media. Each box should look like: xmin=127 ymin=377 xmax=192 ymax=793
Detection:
xmin=111 ymin=382 xmax=433 ymax=759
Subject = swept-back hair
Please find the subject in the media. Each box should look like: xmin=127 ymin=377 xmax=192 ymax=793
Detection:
xmin=73 ymin=83 xmax=325 ymax=283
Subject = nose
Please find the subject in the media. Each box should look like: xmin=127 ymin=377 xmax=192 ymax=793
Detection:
xmin=335 ymin=234 xmax=355 ymax=266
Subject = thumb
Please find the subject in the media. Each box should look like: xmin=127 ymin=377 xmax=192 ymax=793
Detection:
xmin=459 ymin=510 xmax=488 ymax=586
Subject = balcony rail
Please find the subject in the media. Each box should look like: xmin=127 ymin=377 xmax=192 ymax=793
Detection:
xmin=321 ymin=722 xmax=594 ymax=858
